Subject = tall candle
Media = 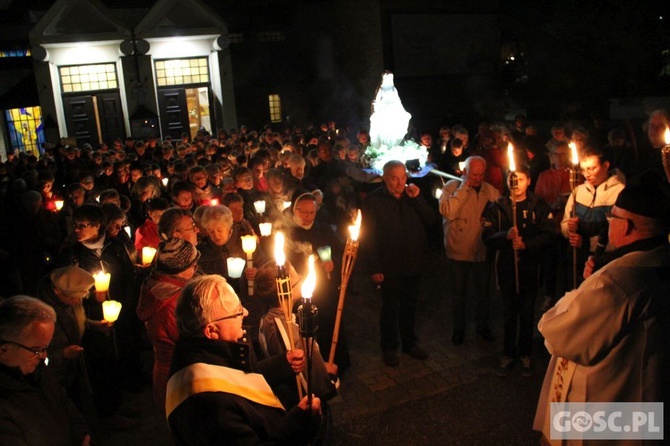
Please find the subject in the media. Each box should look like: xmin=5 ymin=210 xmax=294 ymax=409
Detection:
xmin=226 ymin=257 xmax=246 ymax=278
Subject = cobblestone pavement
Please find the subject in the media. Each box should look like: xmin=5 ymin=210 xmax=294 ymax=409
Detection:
xmin=95 ymin=249 xmax=549 ymax=445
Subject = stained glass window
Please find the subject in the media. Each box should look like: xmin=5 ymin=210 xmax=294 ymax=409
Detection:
xmin=155 ymin=58 xmax=209 ymax=87
xmin=5 ymin=107 xmax=46 ymax=155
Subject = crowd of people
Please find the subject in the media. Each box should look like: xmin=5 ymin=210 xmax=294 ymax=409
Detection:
xmin=0 ymin=108 xmax=669 ymax=445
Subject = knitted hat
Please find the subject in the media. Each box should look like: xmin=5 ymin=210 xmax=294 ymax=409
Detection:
xmin=156 ymin=238 xmax=200 ymax=275
xmin=614 ymin=170 xmax=670 ymax=221
xmin=50 ymin=266 xmax=95 ymax=299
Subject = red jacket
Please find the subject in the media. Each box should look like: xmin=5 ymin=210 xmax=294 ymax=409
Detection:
xmin=134 ymin=219 xmax=161 ymax=254
xmin=136 ymin=270 xmax=187 ymax=409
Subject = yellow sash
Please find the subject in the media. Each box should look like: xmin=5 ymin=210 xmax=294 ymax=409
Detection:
xmin=165 ymin=362 xmax=285 ymax=418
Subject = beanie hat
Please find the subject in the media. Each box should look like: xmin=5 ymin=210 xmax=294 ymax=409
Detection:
xmin=156 ymin=238 xmax=200 ymax=275
xmin=614 ymin=170 xmax=670 ymax=221
xmin=50 ymin=266 xmax=95 ymax=299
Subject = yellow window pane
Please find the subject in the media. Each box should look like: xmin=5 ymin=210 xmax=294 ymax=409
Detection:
xmin=71 ymin=67 xmax=79 ymax=75
xmin=73 ymin=84 xmax=82 ymax=92
xmin=109 ymin=80 xmax=117 ymax=89
xmin=72 ymin=75 xmax=80 ymax=83
xmin=100 ymin=81 xmax=108 ymax=89
xmin=157 ymin=78 xmax=166 ymax=87
xmin=107 ymin=73 xmax=116 ymax=81
xmin=62 ymin=84 xmax=72 ymax=93
xmin=91 ymin=82 xmax=99 ymax=90
xmin=61 ymin=67 xmax=70 ymax=76
xmin=82 ymin=82 xmax=90 ymax=90
xmin=184 ymin=75 xmax=192 ymax=84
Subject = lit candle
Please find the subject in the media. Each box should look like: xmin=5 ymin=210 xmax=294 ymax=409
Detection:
xmin=434 ymin=188 xmax=443 ymax=200
xmin=301 ymin=255 xmax=317 ymax=299
xmin=142 ymin=246 xmax=157 ymax=265
xmin=210 ymin=198 xmax=219 ymax=206
xmin=274 ymin=231 xmax=286 ymax=267
xmin=316 ymin=246 xmax=331 ymax=263
xmin=161 ymin=177 xmax=169 ymax=187
xmin=226 ymin=257 xmax=246 ymax=278
xmin=259 ymin=222 xmax=272 ymax=237
xmin=93 ymin=271 xmax=111 ymax=293
xmin=54 ymin=200 xmax=64 ymax=211
xmin=665 ymin=128 xmax=670 ymax=146
xmin=283 ymin=201 xmax=292 ymax=211
xmin=458 ymin=161 xmax=466 ymax=172
xmin=348 ymin=209 xmax=362 ymax=241
xmin=241 ymin=235 xmax=257 ymax=259
xmin=569 ymin=141 xmax=579 ymax=165
xmin=507 ymin=142 xmax=516 ymax=173
xmin=124 ymin=226 xmax=131 ymax=238
xmin=102 ymin=300 xmax=122 ymax=322
xmin=253 ymin=200 xmax=266 ymax=214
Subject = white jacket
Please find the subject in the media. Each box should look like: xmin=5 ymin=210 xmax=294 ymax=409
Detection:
xmin=440 ymin=179 xmax=500 ymax=262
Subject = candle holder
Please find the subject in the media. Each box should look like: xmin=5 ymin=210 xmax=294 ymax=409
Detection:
xmin=328 ymin=210 xmax=361 ymax=373
xmin=297 ymin=297 xmax=318 ymax=410
xmin=102 ymin=299 xmax=122 ymax=359
xmin=274 ymin=232 xmax=303 ymax=398
xmin=253 ymin=200 xmax=266 ymax=216
xmin=142 ymin=246 xmax=157 ymax=266
xmin=259 ymin=221 xmax=273 ymax=237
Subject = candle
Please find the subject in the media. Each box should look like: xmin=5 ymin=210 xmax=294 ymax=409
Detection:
xmin=253 ymin=200 xmax=266 ymax=214
xmin=161 ymin=177 xmax=169 ymax=187
xmin=93 ymin=271 xmax=111 ymax=292
xmin=210 ymin=198 xmax=219 ymax=206
xmin=241 ymin=235 xmax=257 ymax=258
xmin=274 ymin=232 xmax=286 ymax=267
xmin=124 ymin=226 xmax=131 ymax=238
xmin=54 ymin=200 xmax=64 ymax=211
xmin=316 ymin=246 xmax=332 ymax=263
xmin=301 ymin=255 xmax=317 ymax=299
xmin=259 ymin=222 xmax=272 ymax=237
xmin=142 ymin=246 xmax=157 ymax=265
xmin=348 ymin=210 xmax=362 ymax=241
xmin=458 ymin=161 xmax=466 ymax=172
xmin=434 ymin=188 xmax=443 ymax=200
xmin=283 ymin=201 xmax=292 ymax=210
xmin=569 ymin=141 xmax=579 ymax=165
xmin=102 ymin=300 xmax=122 ymax=322
xmin=226 ymin=257 xmax=246 ymax=278
xmin=507 ymin=142 xmax=516 ymax=172
xmin=665 ymin=128 xmax=670 ymax=146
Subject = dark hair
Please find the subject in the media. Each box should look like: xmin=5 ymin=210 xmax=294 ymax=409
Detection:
xmin=221 ymin=192 xmax=243 ymax=206
xmin=158 ymin=207 xmax=192 ymax=239
xmin=73 ymin=204 xmax=106 ymax=230
xmin=579 ymin=146 xmax=606 ymax=165
xmin=146 ymin=197 xmax=169 ymax=212
xmin=100 ymin=202 xmax=125 ymax=222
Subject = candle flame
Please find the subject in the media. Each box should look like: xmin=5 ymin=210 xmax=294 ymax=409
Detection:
xmin=569 ymin=141 xmax=579 ymax=165
xmin=54 ymin=200 xmax=64 ymax=211
xmin=348 ymin=209 xmax=362 ymax=241
xmin=665 ymin=127 xmax=670 ymax=146
xmin=274 ymin=232 xmax=285 ymax=266
xmin=507 ymin=143 xmax=516 ymax=172
xmin=210 ymin=198 xmax=219 ymax=206
xmin=301 ymin=255 xmax=316 ymax=299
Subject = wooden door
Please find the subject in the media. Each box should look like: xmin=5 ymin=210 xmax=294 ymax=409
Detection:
xmin=157 ymin=89 xmax=189 ymax=140
xmin=96 ymin=92 xmax=126 ymax=144
xmin=63 ymin=95 xmax=97 ymax=147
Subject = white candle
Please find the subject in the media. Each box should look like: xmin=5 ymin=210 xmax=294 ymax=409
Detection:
xmin=301 ymin=255 xmax=317 ymax=299
xmin=102 ymin=300 xmax=122 ymax=322
xmin=458 ymin=161 xmax=466 ymax=172
xmin=283 ymin=201 xmax=292 ymax=210
xmin=210 ymin=198 xmax=219 ymax=206
xmin=226 ymin=257 xmax=246 ymax=278
xmin=316 ymin=246 xmax=332 ymax=262
xmin=253 ymin=200 xmax=266 ymax=214
xmin=664 ymin=128 xmax=670 ymax=146
xmin=259 ymin=222 xmax=272 ymax=237
xmin=124 ymin=226 xmax=131 ymax=238
xmin=93 ymin=271 xmax=111 ymax=292
xmin=161 ymin=177 xmax=169 ymax=187
xmin=241 ymin=235 xmax=257 ymax=258
xmin=142 ymin=246 xmax=157 ymax=265
xmin=54 ymin=200 xmax=64 ymax=211
xmin=434 ymin=188 xmax=443 ymax=200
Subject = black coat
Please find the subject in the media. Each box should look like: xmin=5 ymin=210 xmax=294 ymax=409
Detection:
xmin=361 ymin=185 xmax=437 ymax=277
xmin=167 ymin=336 xmax=319 ymax=446
xmin=0 ymin=363 xmax=88 ymax=446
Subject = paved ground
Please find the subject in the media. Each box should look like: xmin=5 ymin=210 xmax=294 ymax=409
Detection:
xmin=93 ymin=249 xmax=551 ymax=445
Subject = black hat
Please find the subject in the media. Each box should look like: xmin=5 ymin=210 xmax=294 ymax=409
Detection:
xmin=614 ymin=170 xmax=670 ymax=221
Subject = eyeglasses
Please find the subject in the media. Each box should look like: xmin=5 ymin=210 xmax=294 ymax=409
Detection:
xmin=1 ymin=340 xmax=50 ymax=358
xmin=177 ymin=222 xmax=197 ymax=233
xmin=199 ymin=309 xmax=245 ymax=329
xmin=605 ymin=211 xmax=628 ymax=224
xmin=73 ymin=222 xmax=93 ymax=230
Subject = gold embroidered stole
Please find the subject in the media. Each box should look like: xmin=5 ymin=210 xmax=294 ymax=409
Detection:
xmin=165 ymin=362 xmax=285 ymax=418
